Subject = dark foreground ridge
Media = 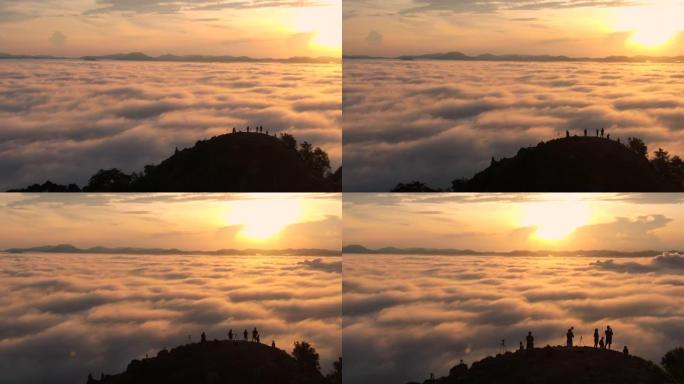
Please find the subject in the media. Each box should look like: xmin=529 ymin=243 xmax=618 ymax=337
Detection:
xmin=393 ymin=136 xmax=683 ymax=192
xmin=10 ymin=131 xmax=341 ymax=192
xmin=87 ymin=339 xmax=338 ymax=384
xmin=409 ymin=346 xmax=676 ymax=384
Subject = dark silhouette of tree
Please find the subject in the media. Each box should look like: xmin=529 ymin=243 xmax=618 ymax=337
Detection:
xmin=292 ymin=341 xmax=320 ymax=372
xmin=628 ymin=137 xmax=648 ymax=158
xmin=652 ymin=148 xmax=672 ymax=176
xmin=326 ymin=357 xmax=341 ymax=384
xmin=662 ymin=347 xmax=684 ymax=383
xmin=83 ymin=169 xmax=133 ymax=192
xmin=280 ymin=133 xmax=297 ymax=150
xmin=298 ymin=141 xmax=331 ymax=178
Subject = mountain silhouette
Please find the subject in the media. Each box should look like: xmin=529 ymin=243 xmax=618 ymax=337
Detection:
xmin=87 ymin=340 xmax=329 ymax=384
xmin=4 ymin=244 xmax=340 ymax=256
xmin=10 ymin=132 xmax=341 ymax=192
xmin=393 ymin=136 xmax=682 ymax=192
xmin=344 ymin=52 xmax=684 ymax=63
xmin=458 ymin=137 xmax=676 ymax=192
xmin=342 ymin=244 xmax=668 ymax=258
xmin=408 ymin=346 xmax=676 ymax=384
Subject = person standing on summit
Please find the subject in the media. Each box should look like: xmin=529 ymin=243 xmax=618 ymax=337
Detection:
xmin=593 ymin=329 xmax=599 ymax=348
xmin=566 ymin=327 xmax=575 ymax=347
xmin=526 ymin=331 xmax=534 ymax=350
xmin=605 ymin=326 xmax=614 ymax=350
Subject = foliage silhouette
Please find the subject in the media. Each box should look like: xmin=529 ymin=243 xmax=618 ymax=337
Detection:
xmin=293 ymin=341 xmax=321 ymax=372
xmin=661 ymin=347 xmax=684 ymax=383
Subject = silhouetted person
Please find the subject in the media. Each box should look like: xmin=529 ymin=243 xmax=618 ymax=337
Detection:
xmin=201 ymin=332 xmax=207 ymax=343
xmin=266 ymin=130 xmax=269 ymax=136
xmin=607 ymin=134 xmax=611 ymax=140
xmin=519 ymin=341 xmax=524 ymax=351
xmin=566 ymin=327 xmax=575 ymax=347
xmin=232 ymin=127 xmax=236 ymax=133
xmin=526 ymin=331 xmax=534 ymax=350
xmin=244 ymin=329 xmax=248 ymax=341
xmin=272 ymin=340 xmax=276 ymax=348
xmin=599 ymin=336 xmax=605 ymax=349
xmin=252 ymin=327 xmax=259 ymax=342
xmin=596 ymin=129 xmax=599 ymax=137
xmin=601 ymin=128 xmax=604 ymax=137
xmin=228 ymin=329 xmax=233 ymax=341
xmin=247 ymin=126 xmax=250 ymax=133
xmin=606 ymin=326 xmax=614 ymax=350
xmin=594 ymin=328 xmax=599 ymax=348
xmin=584 ymin=129 xmax=587 ymax=136
xmin=623 ymin=346 xmax=629 ymax=355
xmin=566 ymin=130 xmax=570 ymax=138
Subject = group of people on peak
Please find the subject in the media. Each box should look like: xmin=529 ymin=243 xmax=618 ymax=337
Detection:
xmin=565 ymin=128 xmax=615 ymax=141
xmin=517 ymin=326 xmax=627 ymax=355
xmin=232 ymin=126 xmax=268 ymax=135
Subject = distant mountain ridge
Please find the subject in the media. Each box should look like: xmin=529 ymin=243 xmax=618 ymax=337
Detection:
xmin=343 ymin=244 xmax=669 ymax=258
xmin=4 ymin=244 xmax=340 ymax=256
xmin=345 ymin=51 xmax=684 ymax=63
xmin=0 ymin=52 xmax=340 ymax=64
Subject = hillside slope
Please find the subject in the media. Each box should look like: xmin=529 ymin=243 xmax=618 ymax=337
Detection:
xmin=87 ymin=340 xmax=326 ymax=384
xmin=409 ymin=346 xmax=675 ymax=384
xmin=135 ymin=132 xmax=337 ymax=191
xmin=459 ymin=137 xmax=675 ymax=192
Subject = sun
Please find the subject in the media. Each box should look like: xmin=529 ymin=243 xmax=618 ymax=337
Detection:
xmin=226 ymin=198 xmax=302 ymax=241
xmin=291 ymin=3 xmax=341 ymax=56
xmin=613 ymin=3 xmax=684 ymax=49
xmin=520 ymin=197 xmax=591 ymax=242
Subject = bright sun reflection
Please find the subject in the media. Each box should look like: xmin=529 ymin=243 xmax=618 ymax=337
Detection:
xmin=226 ymin=199 xmax=302 ymax=241
xmin=614 ymin=2 xmax=684 ymax=48
xmin=520 ymin=197 xmax=591 ymax=242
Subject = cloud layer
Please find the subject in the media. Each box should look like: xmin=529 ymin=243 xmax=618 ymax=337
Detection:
xmin=343 ymin=60 xmax=684 ymax=191
xmin=0 ymin=252 xmax=341 ymax=383
xmin=343 ymin=254 xmax=684 ymax=383
xmin=0 ymin=60 xmax=341 ymax=190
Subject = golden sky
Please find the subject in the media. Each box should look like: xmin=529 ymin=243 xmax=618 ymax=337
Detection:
xmin=344 ymin=193 xmax=684 ymax=251
xmin=0 ymin=0 xmax=341 ymax=57
xmin=0 ymin=193 xmax=341 ymax=250
xmin=344 ymin=0 xmax=684 ymax=57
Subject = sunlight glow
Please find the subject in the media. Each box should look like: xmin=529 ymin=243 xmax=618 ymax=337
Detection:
xmin=226 ymin=199 xmax=302 ymax=241
xmin=521 ymin=197 xmax=591 ymax=242
xmin=292 ymin=4 xmax=342 ymax=55
xmin=614 ymin=3 xmax=684 ymax=48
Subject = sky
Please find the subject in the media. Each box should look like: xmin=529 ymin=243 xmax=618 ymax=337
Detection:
xmin=0 ymin=0 xmax=341 ymax=57
xmin=344 ymin=0 xmax=684 ymax=57
xmin=0 ymin=193 xmax=341 ymax=250
xmin=343 ymin=193 xmax=684 ymax=251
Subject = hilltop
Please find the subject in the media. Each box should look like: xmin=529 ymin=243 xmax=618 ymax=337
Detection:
xmin=9 ymin=131 xmax=341 ymax=192
xmin=87 ymin=340 xmax=331 ymax=384
xmin=409 ymin=346 xmax=676 ymax=384
xmin=393 ymin=136 xmax=682 ymax=192
xmin=458 ymin=137 xmax=675 ymax=192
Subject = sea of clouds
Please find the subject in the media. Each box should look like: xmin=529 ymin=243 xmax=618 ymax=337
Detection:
xmin=0 ymin=60 xmax=341 ymax=190
xmin=343 ymin=254 xmax=684 ymax=384
xmin=343 ymin=60 xmax=684 ymax=191
xmin=0 ymin=253 xmax=341 ymax=383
